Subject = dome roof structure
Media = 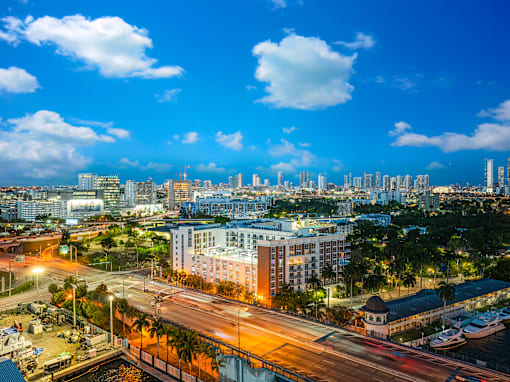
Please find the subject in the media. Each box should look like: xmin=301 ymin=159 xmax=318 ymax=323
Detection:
xmin=363 ymin=296 xmax=389 ymax=314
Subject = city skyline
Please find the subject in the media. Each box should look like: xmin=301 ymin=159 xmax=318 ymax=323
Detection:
xmin=1 ymin=1 xmax=510 ymax=186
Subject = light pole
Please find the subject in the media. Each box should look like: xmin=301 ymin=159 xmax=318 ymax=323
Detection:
xmin=237 ymin=307 xmax=248 ymax=349
xmin=33 ymin=268 xmax=43 ymax=296
xmin=71 ymin=284 xmax=76 ymax=328
xmin=109 ymin=295 xmax=114 ymax=347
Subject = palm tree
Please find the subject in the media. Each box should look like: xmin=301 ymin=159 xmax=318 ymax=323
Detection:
xmin=180 ymin=329 xmax=200 ymax=376
xmin=133 ymin=313 xmax=150 ymax=359
xmin=401 ymin=266 xmax=417 ymax=295
xmin=436 ymin=282 xmax=456 ymax=328
xmin=115 ymin=298 xmax=129 ymax=335
xmin=149 ymin=318 xmax=165 ymax=359
xmin=442 ymin=249 xmax=457 ymax=284
xmin=168 ymin=326 xmax=186 ymax=381
xmin=321 ymin=263 xmax=335 ymax=307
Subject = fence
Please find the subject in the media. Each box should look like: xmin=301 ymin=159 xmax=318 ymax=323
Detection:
xmin=129 ymin=345 xmax=205 ymax=382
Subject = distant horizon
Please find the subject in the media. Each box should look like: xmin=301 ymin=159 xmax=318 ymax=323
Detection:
xmin=1 ymin=1 xmax=509 ymax=186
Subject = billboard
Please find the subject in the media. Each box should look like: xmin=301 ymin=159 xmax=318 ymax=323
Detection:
xmin=65 ymin=218 xmax=78 ymax=226
xmin=60 ymin=245 xmax=68 ymax=255
xmin=67 ymin=199 xmax=104 ymax=217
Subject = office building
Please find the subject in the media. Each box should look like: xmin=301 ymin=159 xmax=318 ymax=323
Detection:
xmin=228 ymin=176 xmax=238 ymax=189
xmin=299 ymin=171 xmax=311 ymax=188
xmin=203 ymin=180 xmax=212 ymax=189
xmin=277 ymin=171 xmax=284 ymax=187
xmin=78 ymin=173 xmax=96 ymax=191
xmin=168 ymin=179 xmax=192 ymax=209
xmin=17 ymin=200 xmax=66 ymax=222
xmin=382 ymin=175 xmax=391 ymax=191
xmin=125 ymin=180 xmax=137 ymax=207
xmin=375 ymin=172 xmax=381 ymax=189
xmin=136 ymin=178 xmax=157 ymax=205
xmin=318 ymin=174 xmax=327 ymax=192
xmin=181 ymin=195 xmax=273 ymax=219
xmin=94 ymin=175 xmax=120 ymax=217
xmin=418 ymin=192 xmax=440 ymax=212
xmin=498 ymin=166 xmax=505 ymax=187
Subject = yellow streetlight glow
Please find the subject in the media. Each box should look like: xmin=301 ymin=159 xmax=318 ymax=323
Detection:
xmin=32 ymin=267 xmax=43 ymax=274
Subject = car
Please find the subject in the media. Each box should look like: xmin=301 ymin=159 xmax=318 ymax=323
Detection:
xmin=455 ymin=376 xmax=488 ymax=382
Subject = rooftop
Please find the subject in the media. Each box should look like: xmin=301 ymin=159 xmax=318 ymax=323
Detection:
xmin=371 ymin=278 xmax=510 ymax=322
xmin=202 ymin=246 xmax=257 ymax=264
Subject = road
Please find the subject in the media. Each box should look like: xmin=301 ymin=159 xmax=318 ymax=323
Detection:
xmin=0 ymin=253 xmax=508 ymax=382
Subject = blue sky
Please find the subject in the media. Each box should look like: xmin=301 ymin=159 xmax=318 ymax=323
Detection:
xmin=1 ymin=0 xmax=509 ymax=186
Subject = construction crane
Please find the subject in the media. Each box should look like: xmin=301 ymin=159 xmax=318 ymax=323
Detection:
xmin=183 ymin=165 xmax=192 ymax=181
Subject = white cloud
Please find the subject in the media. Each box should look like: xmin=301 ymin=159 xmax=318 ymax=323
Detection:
xmin=0 ymin=66 xmax=40 ymax=94
xmin=245 ymin=85 xmax=257 ymax=91
xmin=332 ymin=159 xmax=344 ymax=172
xmin=269 ymin=0 xmax=287 ymax=10
xmin=298 ymin=142 xmax=310 ymax=147
xmin=426 ymin=161 xmax=445 ymax=170
xmin=270 ymin=162 xmax=296 ymax=173
xmin=0 ymin=110 xmax=124 ymax=180
xmin=478 ymin=100 xmax=510 ymax=121
xmin=215 ymin=131 xmax=243 ymax=151
xmin=119 ymin=158 xmax=172 ymax=172
xmin=0 ymin=15 xmax=184 ymax=79
xmin=390 ymin=106 xmax=510 ymax=152
xmin=334 ymin=32 xmax=376 ymax=50
xmin=252 ymin=32 xmax=356 ymax=110
xmin=388 ymin=121 xmax=411 ymax=137
xmin=106 ymin=127 xmax=130 ymax=139
xmin=373 ymin=74 xmax=419 ymax=93
xmin=282 ymin=126 xmax=297 ymax=134
xmin=156 ymin=88 xmax=182 ymax=103
xmin=269 ymin=138 xmax=316 ymax=169
xmin=196 ymin=162 xmax=226 ymax=174
xmin=182 ymin=131 xmax=198 ymax=144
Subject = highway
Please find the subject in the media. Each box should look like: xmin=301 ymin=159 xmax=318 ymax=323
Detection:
xmin=0 ymin=251 xmax=509 ymax=382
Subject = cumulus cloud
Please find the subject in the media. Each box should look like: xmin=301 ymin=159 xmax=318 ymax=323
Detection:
xmin=478 ymin=100 xmax=510 ymax=121
xmin=182 ymin=131 xmax=198 ymax=144
xmin=0 ymin=66 xmax=40 ymax=94
xmin=270 ymin=162 xmax=296 ymax=173
xmin=156 ymin=88 xmax=182 ymax=103
xmin=390 ymin=103 xmax=510 ymax=152
xmin=269 ymin=138 xmax=316 ymax=172
xmin=68 ymin=117 xmax=129 ymax=139
xmin=0 ymin=110 xmax=125 ymax=180
xmin=282 ymin=126 xmax=297 ymax=134
xmin=332 ymin=159 xmax=344 ymax=172
xmin=106 ymin=127 xmax=130 ymax=139
xmin=215 ymin=131 xmax=243 ymax=151
xmin=196 ymin=162 xmax=227 ymax=174
xmin=426 ymin=161 xmax=445 ymax=170
xmin=269 ymin=0 xmax=287 ymax=10
xmin=334 ymin=32 xmax=376 ymax=50
xmin=119 ymin=158 xmax=172 ymax=172
xmin=0 ymin=15 xmax=184 ymax=79
xmin=252 ymin=32 xmax=356 ymax=110
xmin=298 ymin=142 xmax=310 ymax=147
xmin=388 ymin=121 xmax=411 ymax=137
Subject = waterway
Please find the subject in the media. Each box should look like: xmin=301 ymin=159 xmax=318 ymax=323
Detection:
xmin=436 ymin=327 xmax=510 ymax=374
xmin=68 ymin=358 xmax=160 ymax=382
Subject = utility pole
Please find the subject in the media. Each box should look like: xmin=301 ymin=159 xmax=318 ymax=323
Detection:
xmin=72 ymin=285 xmax=76 ymax=328
xmin=109 ymin=296 xmax=114 ymax=347
xmin=8 ymin=259 xmax=11 ymax=297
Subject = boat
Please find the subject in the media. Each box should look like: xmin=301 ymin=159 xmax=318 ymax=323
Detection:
xmin=430 ymin=329 xmax=466 ymax=350
xmin=461 ymin=312 xmax=505 ymax=339
xmin=497 ymin=306 xmax=510 ymax=324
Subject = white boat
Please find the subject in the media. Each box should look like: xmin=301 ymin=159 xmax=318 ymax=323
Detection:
xmin=430 ymin=329 xmax=466 ymax=350
xmin=461 ymin=312 xmax=505 ymax=339
xmin=497 ymin=307 xmax=510 ymax=324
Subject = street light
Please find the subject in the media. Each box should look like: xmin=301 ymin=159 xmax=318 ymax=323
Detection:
xmin=32 ymin=267 xmax=43 ymax=295
xmin=70 ymin=284 xmax=77 ymax=328
xmin=237 ymin=307 xmax=248 ymax=349
xmin=109 ymin=295 xmax=114 ymax=347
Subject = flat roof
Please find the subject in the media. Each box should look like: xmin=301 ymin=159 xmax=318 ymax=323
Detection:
xmin=382 ymin=278 xmax=510 ymax=322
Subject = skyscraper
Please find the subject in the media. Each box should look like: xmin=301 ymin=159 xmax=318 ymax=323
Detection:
xmin=237 ymin=173 xmax=244 ymax=188
xmin=125 ymin=179 xmax=137 ymax=207
xmin=94 ymin=175 xmax=120 ymax=217
xmin=404 ymin=175 xmax=412 ymax=192
xmin=252 ymin=174 xmax=261 ymax=187
xmin=228 ymin=176 xmax=238 ymax=189
xmin=78 ymin=173 xmax=96 ymax=190
xmin=299 ymin=171 xmax=311 ymax=188
xmin=277 ymin=171 xmax=284 ymax=187
xmin=484 ymin=158 xmax=494 ymax=190
xmin=396 ymin=175 xmax=403 ymax=191
xmin=168 ymin=179 xmax=192 ymax=209
xmin=382 ymin=175 xmax=391 ymax=191
xmin=507 ymin=158 xmax=510 ymax=186
xmin=318 ymin=174 xmax=327 ymax=192
xmin=375 ymin=172 xmax=381 ymax=189
xmin=498 ymin=166 xmax=505 ymax=187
